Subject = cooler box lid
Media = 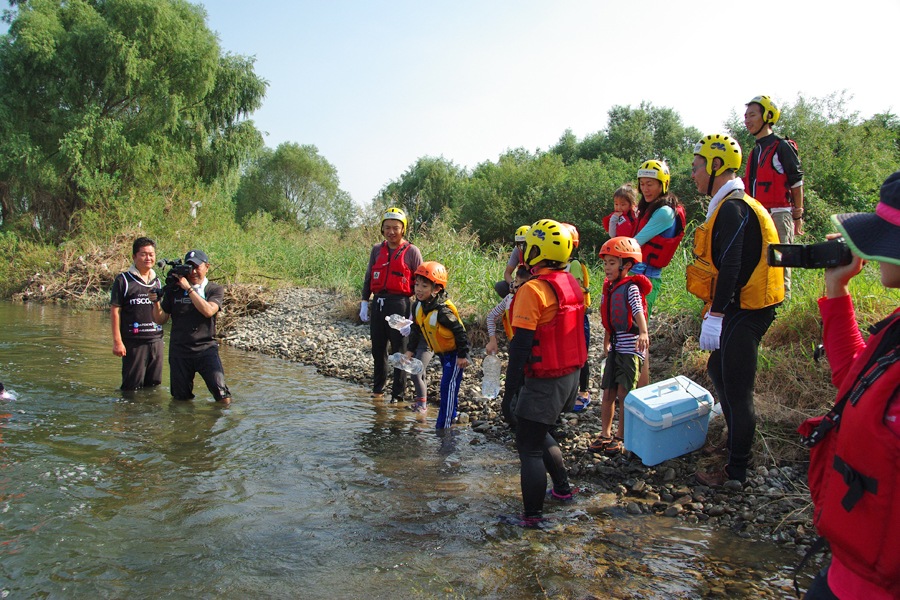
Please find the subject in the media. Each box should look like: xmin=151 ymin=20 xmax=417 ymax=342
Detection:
xmin=624 ymin=376 xmax=713 ymax=429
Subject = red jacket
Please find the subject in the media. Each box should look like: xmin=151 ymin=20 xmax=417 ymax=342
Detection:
xmin=524 ymin=270 xmax=587 ymax=379
xmin=603 ymin=210 xmax=638 ymax=239
xmin=599 ymin=274 xmax=651 ymax=337
xmin=636 ymin=204 xmax=686 ymax=269
xmin=369 ymin=241 xmax=413 ymax=296
xmin=799 ymin=295 xmax=900 ymax=598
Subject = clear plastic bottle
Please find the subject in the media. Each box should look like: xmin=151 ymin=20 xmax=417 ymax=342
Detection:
xmin=385 ymin=314 xmax=413 ymax=330
xmin=481 ymin=354 xmax=502 ymax=399
xmin=388 ymin=352 xmax=425 ymax=375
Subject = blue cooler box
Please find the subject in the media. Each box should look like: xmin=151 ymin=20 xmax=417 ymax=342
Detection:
xmin=623 ymin=376 xmax=714 ymax=466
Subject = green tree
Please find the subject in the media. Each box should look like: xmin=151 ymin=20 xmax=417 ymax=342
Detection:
xmin=234 ymin=142 xmax=349 ymax=230
xmin=373 ymin=156 xmax=466 ymax=235
xmin=0 ymin=0 xmax=266 ymax=236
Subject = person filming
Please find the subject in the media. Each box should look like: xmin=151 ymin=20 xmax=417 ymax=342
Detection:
xmin=799 ymin=171 xmax=900 ymax=600
xmin=149 ymin=249 xmax=232 ymax=405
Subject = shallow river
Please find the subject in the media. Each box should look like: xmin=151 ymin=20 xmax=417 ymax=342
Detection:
xmin=0 ymin=301 xmax=808 ymax=599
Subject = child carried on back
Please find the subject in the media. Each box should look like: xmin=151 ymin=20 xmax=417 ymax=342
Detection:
xmin=405 ymin=261 xmax=469 ymax=428
xmin=588 ymin=237 xmax=650 ymax=455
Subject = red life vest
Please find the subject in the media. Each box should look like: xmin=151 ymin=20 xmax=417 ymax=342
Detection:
xmin=525 ymin=270 xmax=587 ymax=379
xmin=798 ymin=311 xmax=900 ymax=597
xmin=603 ymin=210 xmax=638 ymax=239
xmin=637 ymin=204 xmax=686 ymax=269
xmin=746 ymin=138 xmax=796 ymax=209
xmin=369 ymin=241 xmax=413 ymax=296
xmin=599 ymin=274 xmax=651 ymax=338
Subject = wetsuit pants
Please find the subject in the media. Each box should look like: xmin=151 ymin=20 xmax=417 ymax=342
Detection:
xmin=370 ymin=294 xmax=411 ymax=401
xmin=707 ymin=304 xmax=776 ymax=482
xmin=515 ymin=417 xmax=572 ymax=518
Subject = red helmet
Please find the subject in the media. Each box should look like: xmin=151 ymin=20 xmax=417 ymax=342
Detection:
xmin=599 ymin=236 xmax=642 ymax=263
xmin=561 ymin=223 xmax=579 ymax=249
xmin=414 ymin=261 xmax=448 ymax=287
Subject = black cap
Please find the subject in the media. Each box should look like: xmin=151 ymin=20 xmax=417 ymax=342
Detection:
xmin=833 ymin=170 xmax=900 ymax=266
xmin=183 ymin=249 xmax=209 ymax=266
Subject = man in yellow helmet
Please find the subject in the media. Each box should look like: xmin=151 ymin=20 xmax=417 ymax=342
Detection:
xmin=743 ymin=95 xmax=805 ymax=302
xmin=361 ymin=207 xmax=423 ymax=402
xmin=686 ymin=135 xmax=784 ymax=487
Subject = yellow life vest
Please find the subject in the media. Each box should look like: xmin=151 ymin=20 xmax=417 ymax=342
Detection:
xmin=568 ymin=259 xmax=592 ymax=308
xmin=415 ymin=298 xmax=464 ymax=354
xmin=685 ymin=190 xmax=784 ymax=310
xmin=501 ymin=309 xmax=514 ymax=340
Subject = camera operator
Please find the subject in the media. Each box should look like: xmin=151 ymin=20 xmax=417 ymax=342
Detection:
xmin=110 ymin=237 xmax=164 ymax=390
xmin=149 ymin=249 xmax=231 ymax=405
xmin=799 ymin=171 xmax=900 ymax=600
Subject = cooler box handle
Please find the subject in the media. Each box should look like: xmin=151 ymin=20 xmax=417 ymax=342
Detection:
xmin=656 ymin=380 xmax=682 ymax=397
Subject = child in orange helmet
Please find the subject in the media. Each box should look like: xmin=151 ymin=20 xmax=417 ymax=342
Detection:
xmin=404 ymin=261 xmax=469 ymax=427
xmin=588 ymin=237 xmax=650 ymax=455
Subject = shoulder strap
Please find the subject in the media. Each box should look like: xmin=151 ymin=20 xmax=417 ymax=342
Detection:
xmin=802 ymin=313 xmax=900 ymax=447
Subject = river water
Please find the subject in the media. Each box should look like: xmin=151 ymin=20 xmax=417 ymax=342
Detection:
xmin=0 ymin=301 xmax=807 ymax=599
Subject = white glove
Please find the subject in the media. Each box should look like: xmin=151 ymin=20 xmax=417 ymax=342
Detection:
xmin=699 ymin=313 xmax=723 ymax=351
xmin=360 ymin=300 xmax=370 ymax=322
xmin=399 ymin=324 xmax=411 ymax=336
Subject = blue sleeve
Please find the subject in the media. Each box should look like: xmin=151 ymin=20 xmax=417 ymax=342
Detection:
xmin=633 ymin=206 xmax=676 ymax=245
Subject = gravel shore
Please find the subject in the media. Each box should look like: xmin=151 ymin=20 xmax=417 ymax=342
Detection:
xmin=224 ymin=287 xmax=814 ymax=548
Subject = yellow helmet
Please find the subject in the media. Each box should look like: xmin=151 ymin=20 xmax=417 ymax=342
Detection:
xmin=747 ymin=95 xmax=780 ymax=126
xmin=637 ymin=160 xmax=671 ymax=194
xmin=693 ymin=134 xmax=743 ymax=177
xmin=523 ymin=219 xmax=574 ymax=267
xmin=381 ymin=207 xmax=408 ymax=232
xmin=514 ymin=225 xmax=530 ymax=243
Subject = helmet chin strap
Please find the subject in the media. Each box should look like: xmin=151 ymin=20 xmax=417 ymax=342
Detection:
xmin=706 ymin=171 xmax=716 ymax=197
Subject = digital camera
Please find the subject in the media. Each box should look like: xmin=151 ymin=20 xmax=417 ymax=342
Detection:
xmin=156 ymin=259 xmax=194 ymax=300
xmin=766 ymin=239 xmax=853 ymax=269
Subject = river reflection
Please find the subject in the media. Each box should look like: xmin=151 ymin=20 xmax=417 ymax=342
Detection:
xmin=0 ymin=301 xmax=807 ymax=599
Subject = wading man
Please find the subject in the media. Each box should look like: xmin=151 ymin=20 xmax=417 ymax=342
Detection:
xmin=110 ymin=236 xmax=164 ymax=391
xmin=150 ymin=250 xmax=231 ymax=404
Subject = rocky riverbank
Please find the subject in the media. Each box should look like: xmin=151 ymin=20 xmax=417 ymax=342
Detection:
xmin=223 ymin=287 xmax=814 ymax=549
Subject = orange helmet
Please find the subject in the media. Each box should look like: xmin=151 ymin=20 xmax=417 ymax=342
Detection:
xmin=599 ymin=237 xmax=642 ymax=263
xmin=561 ymin=223 xmax=579 ymax=249
xmin=414 ymin=261 xmax=448 ymax=287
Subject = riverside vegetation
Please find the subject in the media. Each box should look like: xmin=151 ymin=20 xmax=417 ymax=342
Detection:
xmin=2 ymin=0 xmax=900 ymax=550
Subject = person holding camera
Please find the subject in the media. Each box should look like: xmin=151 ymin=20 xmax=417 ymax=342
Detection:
xmin=686 ymin=134 xmax=784 ymax=487
xmin=149 ymin=249 xmax=231 ymax=405
xmin=799 ymin=171 xmax=900 ymax=600
xmin=110 ymin=237 xmax=164 ymax=391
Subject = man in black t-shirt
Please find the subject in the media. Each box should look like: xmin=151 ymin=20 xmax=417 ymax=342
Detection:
xmin=110 ymin=237 xmax=164 ymax=390
xmin=150 ymin=249 xmax=231 ymax=404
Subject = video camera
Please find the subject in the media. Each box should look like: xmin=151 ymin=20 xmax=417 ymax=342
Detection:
xmin=766 ymin=239 xmax=853 ymax=269
xmin=156 ymin=258 xmax=194 ymax=301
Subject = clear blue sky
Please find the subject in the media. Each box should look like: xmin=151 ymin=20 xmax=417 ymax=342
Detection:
xmin=9 ymin=1 xmax=899 ymax=207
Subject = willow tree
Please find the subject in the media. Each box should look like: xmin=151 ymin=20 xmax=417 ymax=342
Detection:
xmin=0 ymin=0 xmax=267 ymax=235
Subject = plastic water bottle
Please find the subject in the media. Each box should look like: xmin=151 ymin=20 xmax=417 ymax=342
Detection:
xmin=481 ymin=354 xmax=502 ymax=399
xmin=385 ymin=314 xmax=413 ymax=330
xmin=388 ymin=353 xmax=425 ymax=375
